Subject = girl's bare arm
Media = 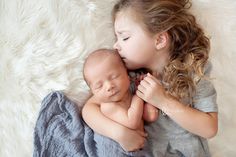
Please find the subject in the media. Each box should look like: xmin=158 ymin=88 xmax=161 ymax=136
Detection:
xmin=137 ymin=73 xmax=218 ymax=139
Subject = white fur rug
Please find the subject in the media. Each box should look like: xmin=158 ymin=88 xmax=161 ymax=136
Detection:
xmin=0 ymin=0 xmax=235 ymax=156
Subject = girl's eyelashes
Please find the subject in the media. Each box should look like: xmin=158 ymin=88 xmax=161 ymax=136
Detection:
xmin=123 ymin=37 xmax=129 ymax=41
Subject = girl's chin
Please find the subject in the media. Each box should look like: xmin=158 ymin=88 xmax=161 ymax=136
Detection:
xmin=124 ymin=62 xmax=135 ymax=69
xmin=124 ymin=61 xmax=143 ymax=70
xmin=126 ymin=65 xmax=142 ymax=70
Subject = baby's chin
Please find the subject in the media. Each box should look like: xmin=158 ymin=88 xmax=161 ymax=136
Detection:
xmin=102 ymin=97 xmax=121 ymax=103
xmin=101 ymin=95 xmax=123 ymax=103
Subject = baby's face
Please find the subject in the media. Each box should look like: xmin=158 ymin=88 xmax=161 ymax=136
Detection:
xmin=86 ymin=57 xmax=130 ymax=103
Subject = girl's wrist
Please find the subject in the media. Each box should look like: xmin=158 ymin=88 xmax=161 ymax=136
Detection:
xmin=159 ymin=94 xmax=178 ymax=115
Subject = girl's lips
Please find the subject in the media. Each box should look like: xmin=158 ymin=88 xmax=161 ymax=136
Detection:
xmin=121 ymin=57 xmax=127 ymax=62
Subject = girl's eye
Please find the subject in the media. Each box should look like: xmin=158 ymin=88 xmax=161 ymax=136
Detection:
xmin=123 ymin=37 xmax=129 ymax=41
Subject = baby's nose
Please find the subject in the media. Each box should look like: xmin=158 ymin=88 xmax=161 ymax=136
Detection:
xmin=106 ymin=82 xmax=114 ymax=92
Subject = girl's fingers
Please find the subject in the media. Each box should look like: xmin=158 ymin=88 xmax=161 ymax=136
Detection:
xmin=136 ymin=90 xmax=143 ymax=98
xmin=147 ymin=73 xmax=156 ymax=79
xmin=140 ymin=79 xmax=150 ymax=87
xmin=145 ymin=73 xmax=161 ymax=85
xmin=137 ymin=84 xmax=146 ymax=93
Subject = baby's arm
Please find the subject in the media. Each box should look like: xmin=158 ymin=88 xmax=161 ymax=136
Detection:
xmin=129 ymin=71 xmax=159 ymax=122
xmin=82 ymin=98 xmax=147 ymax=151
xmin=100 ymin=95 xmax=144 ymax=129
xmin=143 ymin=103 xmax=159 ymax=122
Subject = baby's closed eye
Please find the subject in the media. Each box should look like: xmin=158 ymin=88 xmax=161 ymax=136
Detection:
xmin=110 ymin=74 xmax=120 ymax=80
xmin=93 ymin=83 xmax=103 ymax=90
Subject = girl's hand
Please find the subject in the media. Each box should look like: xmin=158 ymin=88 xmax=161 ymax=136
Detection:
xmin=136 ymin=73 xmax=168 ymax=109
xmin=117 ymin=127 xmax=147 ymax=152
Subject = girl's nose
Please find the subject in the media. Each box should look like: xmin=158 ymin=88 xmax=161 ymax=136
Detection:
xmin=113 ymin=41 xmax=121 ymax=51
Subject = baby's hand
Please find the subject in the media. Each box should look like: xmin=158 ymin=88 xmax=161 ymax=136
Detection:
xmin=117 ymin=128 xmax=147 ymax=152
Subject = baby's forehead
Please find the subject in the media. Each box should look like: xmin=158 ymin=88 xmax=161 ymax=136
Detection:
xmin=92 ymin=53 xmax=116 ymax=62
xmin=86 ymin=50 xmax=121 ymax=66
xmin=84 ymin=49 xmax=123 ymax=77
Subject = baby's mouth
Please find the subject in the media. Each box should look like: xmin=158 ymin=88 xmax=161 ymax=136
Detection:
xmin=109 ymin=91 xmax=119 ymax=97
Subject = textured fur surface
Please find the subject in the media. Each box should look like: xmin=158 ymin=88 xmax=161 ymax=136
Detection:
xmin=0 ymin=0 xmax=235 ymax=156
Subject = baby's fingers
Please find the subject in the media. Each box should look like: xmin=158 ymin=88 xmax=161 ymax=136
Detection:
xmin=137 ymin=130 xmax=148 ymax=137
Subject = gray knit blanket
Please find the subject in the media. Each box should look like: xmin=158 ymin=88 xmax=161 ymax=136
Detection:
xmin=33 ymin=91 xmax=151 ymax=157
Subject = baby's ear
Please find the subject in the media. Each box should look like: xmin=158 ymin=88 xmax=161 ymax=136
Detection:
xmin=154 ymin=32 xmax=168 ymax=50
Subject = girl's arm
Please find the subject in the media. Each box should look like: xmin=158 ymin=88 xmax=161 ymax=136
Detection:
xmin=81 ymin=99 xmax=147 ymax=151
xmin=100 ymin=94 xmax=143 ymax=129
xmin=137 ymin=73 xmax=218 ymax=139
xmin=160 ymin=98 xmax=218 ymax=138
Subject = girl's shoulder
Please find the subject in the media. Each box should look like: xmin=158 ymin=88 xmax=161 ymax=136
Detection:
xmin=203 ymin=61 xmax=213 ymax=76
xmin=193 ymin=61 xmax=218 ymax=112
xmin=196 ymin=61 xmax=215 ymax=96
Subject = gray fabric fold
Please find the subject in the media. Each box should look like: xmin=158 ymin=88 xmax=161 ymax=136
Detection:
xmin=33 ymin=91 xmax=151 ymax=157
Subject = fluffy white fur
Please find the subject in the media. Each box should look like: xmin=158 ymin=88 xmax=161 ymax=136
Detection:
xmin=0 ymin=0 xmax=235 ymax=156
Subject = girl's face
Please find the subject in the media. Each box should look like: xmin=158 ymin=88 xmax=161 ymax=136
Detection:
xmin=113 ymin=12 xmax=157 ymax=70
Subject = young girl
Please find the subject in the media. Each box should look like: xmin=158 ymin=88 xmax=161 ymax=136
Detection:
xmin=83 ymin=0 xmax=218 ymax=156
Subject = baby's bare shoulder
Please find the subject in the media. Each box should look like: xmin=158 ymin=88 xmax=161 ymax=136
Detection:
xmin=86 ymin=95 xmax=100 ymax=106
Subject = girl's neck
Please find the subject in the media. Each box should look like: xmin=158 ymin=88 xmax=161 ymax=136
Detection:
xmin=151 ymin=70 xmax=162 ymax=80
xmin=149 ymin=50 xmax=170 ymax=79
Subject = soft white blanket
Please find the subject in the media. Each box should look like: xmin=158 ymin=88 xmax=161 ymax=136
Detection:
xmin=0 ymin=0 xmax=235 ymax=156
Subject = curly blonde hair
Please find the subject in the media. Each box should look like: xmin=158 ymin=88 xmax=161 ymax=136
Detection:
xmin=112 ymin=0 xmax=210 ymax=100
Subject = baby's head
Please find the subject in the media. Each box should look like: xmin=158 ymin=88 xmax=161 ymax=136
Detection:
xmin=83 ymin=49 xmax=130 ymax=102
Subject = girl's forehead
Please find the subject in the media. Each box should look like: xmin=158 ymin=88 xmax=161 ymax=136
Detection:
xmin=114 ymin=13 xmax=138 ymax=32
xmin=114 ymin=13 xmax=130 ymax=26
